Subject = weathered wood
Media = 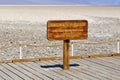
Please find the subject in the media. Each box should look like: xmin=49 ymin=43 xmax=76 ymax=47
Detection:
xmin=0 ymin=75 xmax=4 ymax=80
xmin=41 ymin=60 xmax=81 ymax=80
xmin=56 ymin=59 xmax=110 ymax=80
xmin=0 ymin=57 xmax=120 ymax=80
xmin=0 ymin=70 xmax=13 ymax=80
xmin=0 ymin=64 xmax=23 ymax=80
xmin=52 ymin=60 xmax=96 ymax=80
xmin=15 ymin=62 xmax=44 ymax=80
xmin=72 ymin=60 xmax=119 ymax=80
xmin=75 ymin=59 xmax=120 ymax=79
xmin=8 ymin=63 xmax=36 ymax=80
xmin=47 ymin=20 xmax=88 ymax=40
xmin=0 ymin=53 xmax=120 ymax=63
xmin=36 ymin=61 xmax=72 ymax=80
xmin=17 ymin=62 xmax=52 ymax=80
xmin=92 ymin=58 xmax=120 ymax=70
xmin=98 ymin=57 xmax=120 ymax=66
xmin=63 ymin=40 xmax=70 ymax=70
xmin=1 ymin=63 xmax=33 ymax=80
xmin=22 ymin=62 xmax=61 ymax=80
xmin=83 ymin=58 xmax=120 ymax=78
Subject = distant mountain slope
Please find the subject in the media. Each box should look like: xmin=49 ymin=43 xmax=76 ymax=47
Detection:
xmin=0 ymin=0 xmax=120 ymax=5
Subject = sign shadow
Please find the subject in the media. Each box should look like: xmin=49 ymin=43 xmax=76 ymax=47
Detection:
xmin=40 ymin=64 xmax=80 ymax=69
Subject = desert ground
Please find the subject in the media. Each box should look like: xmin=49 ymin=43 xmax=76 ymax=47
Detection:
xmin=0 ymin=6 xmax=120 ymax=60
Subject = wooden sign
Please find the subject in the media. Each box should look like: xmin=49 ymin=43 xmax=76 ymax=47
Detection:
xmin=47 ymin=20 xmax=88 ymax=40
xmin=47 ymin=20 xmax=88 ymax=70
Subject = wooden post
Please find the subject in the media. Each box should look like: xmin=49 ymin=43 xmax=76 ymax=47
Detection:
xmin=20 ymin=46 xmax=22 ymax=59
xmin=63 ymin=40 xmax=70 ymax=70
xmin=19 ymin=42 xmax=23 ymax=59
xmin=117 ymin=42 xmax=120 ymax=53
xmin=71 ymin=43 xmax=74 ymax=56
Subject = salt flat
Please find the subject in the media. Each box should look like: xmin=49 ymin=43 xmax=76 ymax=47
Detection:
xmin=0 ymin=6 xmax=120 ymax=22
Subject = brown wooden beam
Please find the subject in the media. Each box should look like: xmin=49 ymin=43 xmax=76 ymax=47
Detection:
xmin=63 ymin=40 xmax=70 ymax=70
xmin=0 ymin=53 xmax=120 ymax=63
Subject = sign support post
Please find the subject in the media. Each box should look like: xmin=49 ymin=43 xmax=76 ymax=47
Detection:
xmin=63 ymin=40 xmax=70 ymax=70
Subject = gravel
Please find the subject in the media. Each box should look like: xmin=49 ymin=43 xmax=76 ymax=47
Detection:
xmin=0 ymin=16 xmax=120 ymax=60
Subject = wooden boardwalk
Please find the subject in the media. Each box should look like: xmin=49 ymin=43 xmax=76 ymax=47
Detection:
xmin=0 ymin=56 xmax=120 ymax=80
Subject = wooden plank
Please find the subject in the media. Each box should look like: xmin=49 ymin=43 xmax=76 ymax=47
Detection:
xmin=3 ymin=56 xmax=80 ymax=63
xmin=112 ymin=56 xmax=120 ymax=60
xmin=90 ymin=58 xmax=120 ymax=71
xmin=1 ymin=53 xmax=120 ymax=64
xmin=27 ymin=62 xmax=66 ymax=80
xmin=98 ymin=57 xmax=120 ymax=66
xmin=72 ymin=65 xmax=111 ymax=80
xmin=0 ymin=75 xmax=4 ymax=80
xmin=70 ymin=60 xmax=108 ymax=80
xmin=2 ymin=63 xmax=33 ymax=80
xmin=52 ymin=69 xmax=77 ymax=80
xmin=22 ymin=62 xmax=61 ymax=80
xmin=55 ymin=59 xmax=102 ymax=80
xmin=48 ymin=60 xmax=92 ymax=80
xmin=84 ymin=58 xmax=120 ymax=79
xmin=110 ymin=57 xmax=120 ymax=63
xmin=72 ymin=60 xmax=114 ymax=80
xmin=0 ymin=63 xmax=23 ymax=80
xmin=12 ymin=58 xmax=39 ymax=62
xmin=0 ymin=69 xmax=14 ymax=80
xmin=50 ymin=60 xmax=82 ymax=79
xmin=35 ymin=61 xmax=72 ymax=80
xmin=0 ymin=57 xmax=120 ymax=80
xmin=15 ymin=62 xmax=47 ymax=80
xmin=75 ymin=59 xmax=120 ymax=79
xmin=8 ymin=63 xmax=36 ymax=80
xmin=71 ymin=68 xmax=102 ymax=80
xmin=83 ymin=58 xmax=120 ymax=74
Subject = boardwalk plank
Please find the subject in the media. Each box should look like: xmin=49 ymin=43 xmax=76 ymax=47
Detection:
xmin=30 ymin=62 xmax=63 ymax=80
xmin=80 ymin=58 xmax=120 ymax=79
xmin=73 ymin=59 xmax=113 ymax=80
xmin=53 ymin=60 xmax=88 ymax=80
xmin=35 ymin=61 xmax=72 ymax=80
xmin=0 ymin=70 xmax=13 ymax=80
xmin=41 ymin=60 xmax=83 ymax=80
xmin=98 ymin=57 xmax=120 ymax=66
xmin=22 ymin=62 xmax=61 ymax=80
xmin=83 ymin=58 xmax=120 ymax=74
xmin=48 ymin=60 xmax=96 ymax=80
xmin=2 ymin=63 xmax=33 ymax=80
xmin=53 ymin=69 xmax=78 ymax=80
xmin=55 ymin=60 xmax=102 ymax=80
xmin=55 ymin=69 xmax=85 ymax=80
xmin=74 ymin=59 xmax=120 ymax=80
xmin=110 ymin=57 xmax=120 ymax=62
xmin=89 ymin=58 xmax=120 ymax=71
xmin=8 ymin=63 xmax=36 ymax=80
xmin=47 ymin=60 xmax=84 ymax=80
xmin=0 ymin=75 xmax=4 ymax=80
xmin=0 ymin=56 xmax=120 ymax=80
xmin=0 ymin=63 xmax=23 ymax=80
xmin=15 ymin=62 xmax=47 ymax=80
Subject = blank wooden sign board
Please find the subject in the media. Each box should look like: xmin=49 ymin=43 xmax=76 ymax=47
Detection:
xmin=47 ymin=20 xmax=88 ymax=70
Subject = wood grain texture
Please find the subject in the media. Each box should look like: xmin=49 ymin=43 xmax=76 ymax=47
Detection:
xmin=0 ymin=56 xmax=120 ymax=80
xmin=63 ymin=40 xmax=70 ymax=70
xmin=47 ymin=20 xmax=88 ymax=40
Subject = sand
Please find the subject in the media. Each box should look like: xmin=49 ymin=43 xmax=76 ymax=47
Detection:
xmin=0 ymin=6 xmax=120 ymax=60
